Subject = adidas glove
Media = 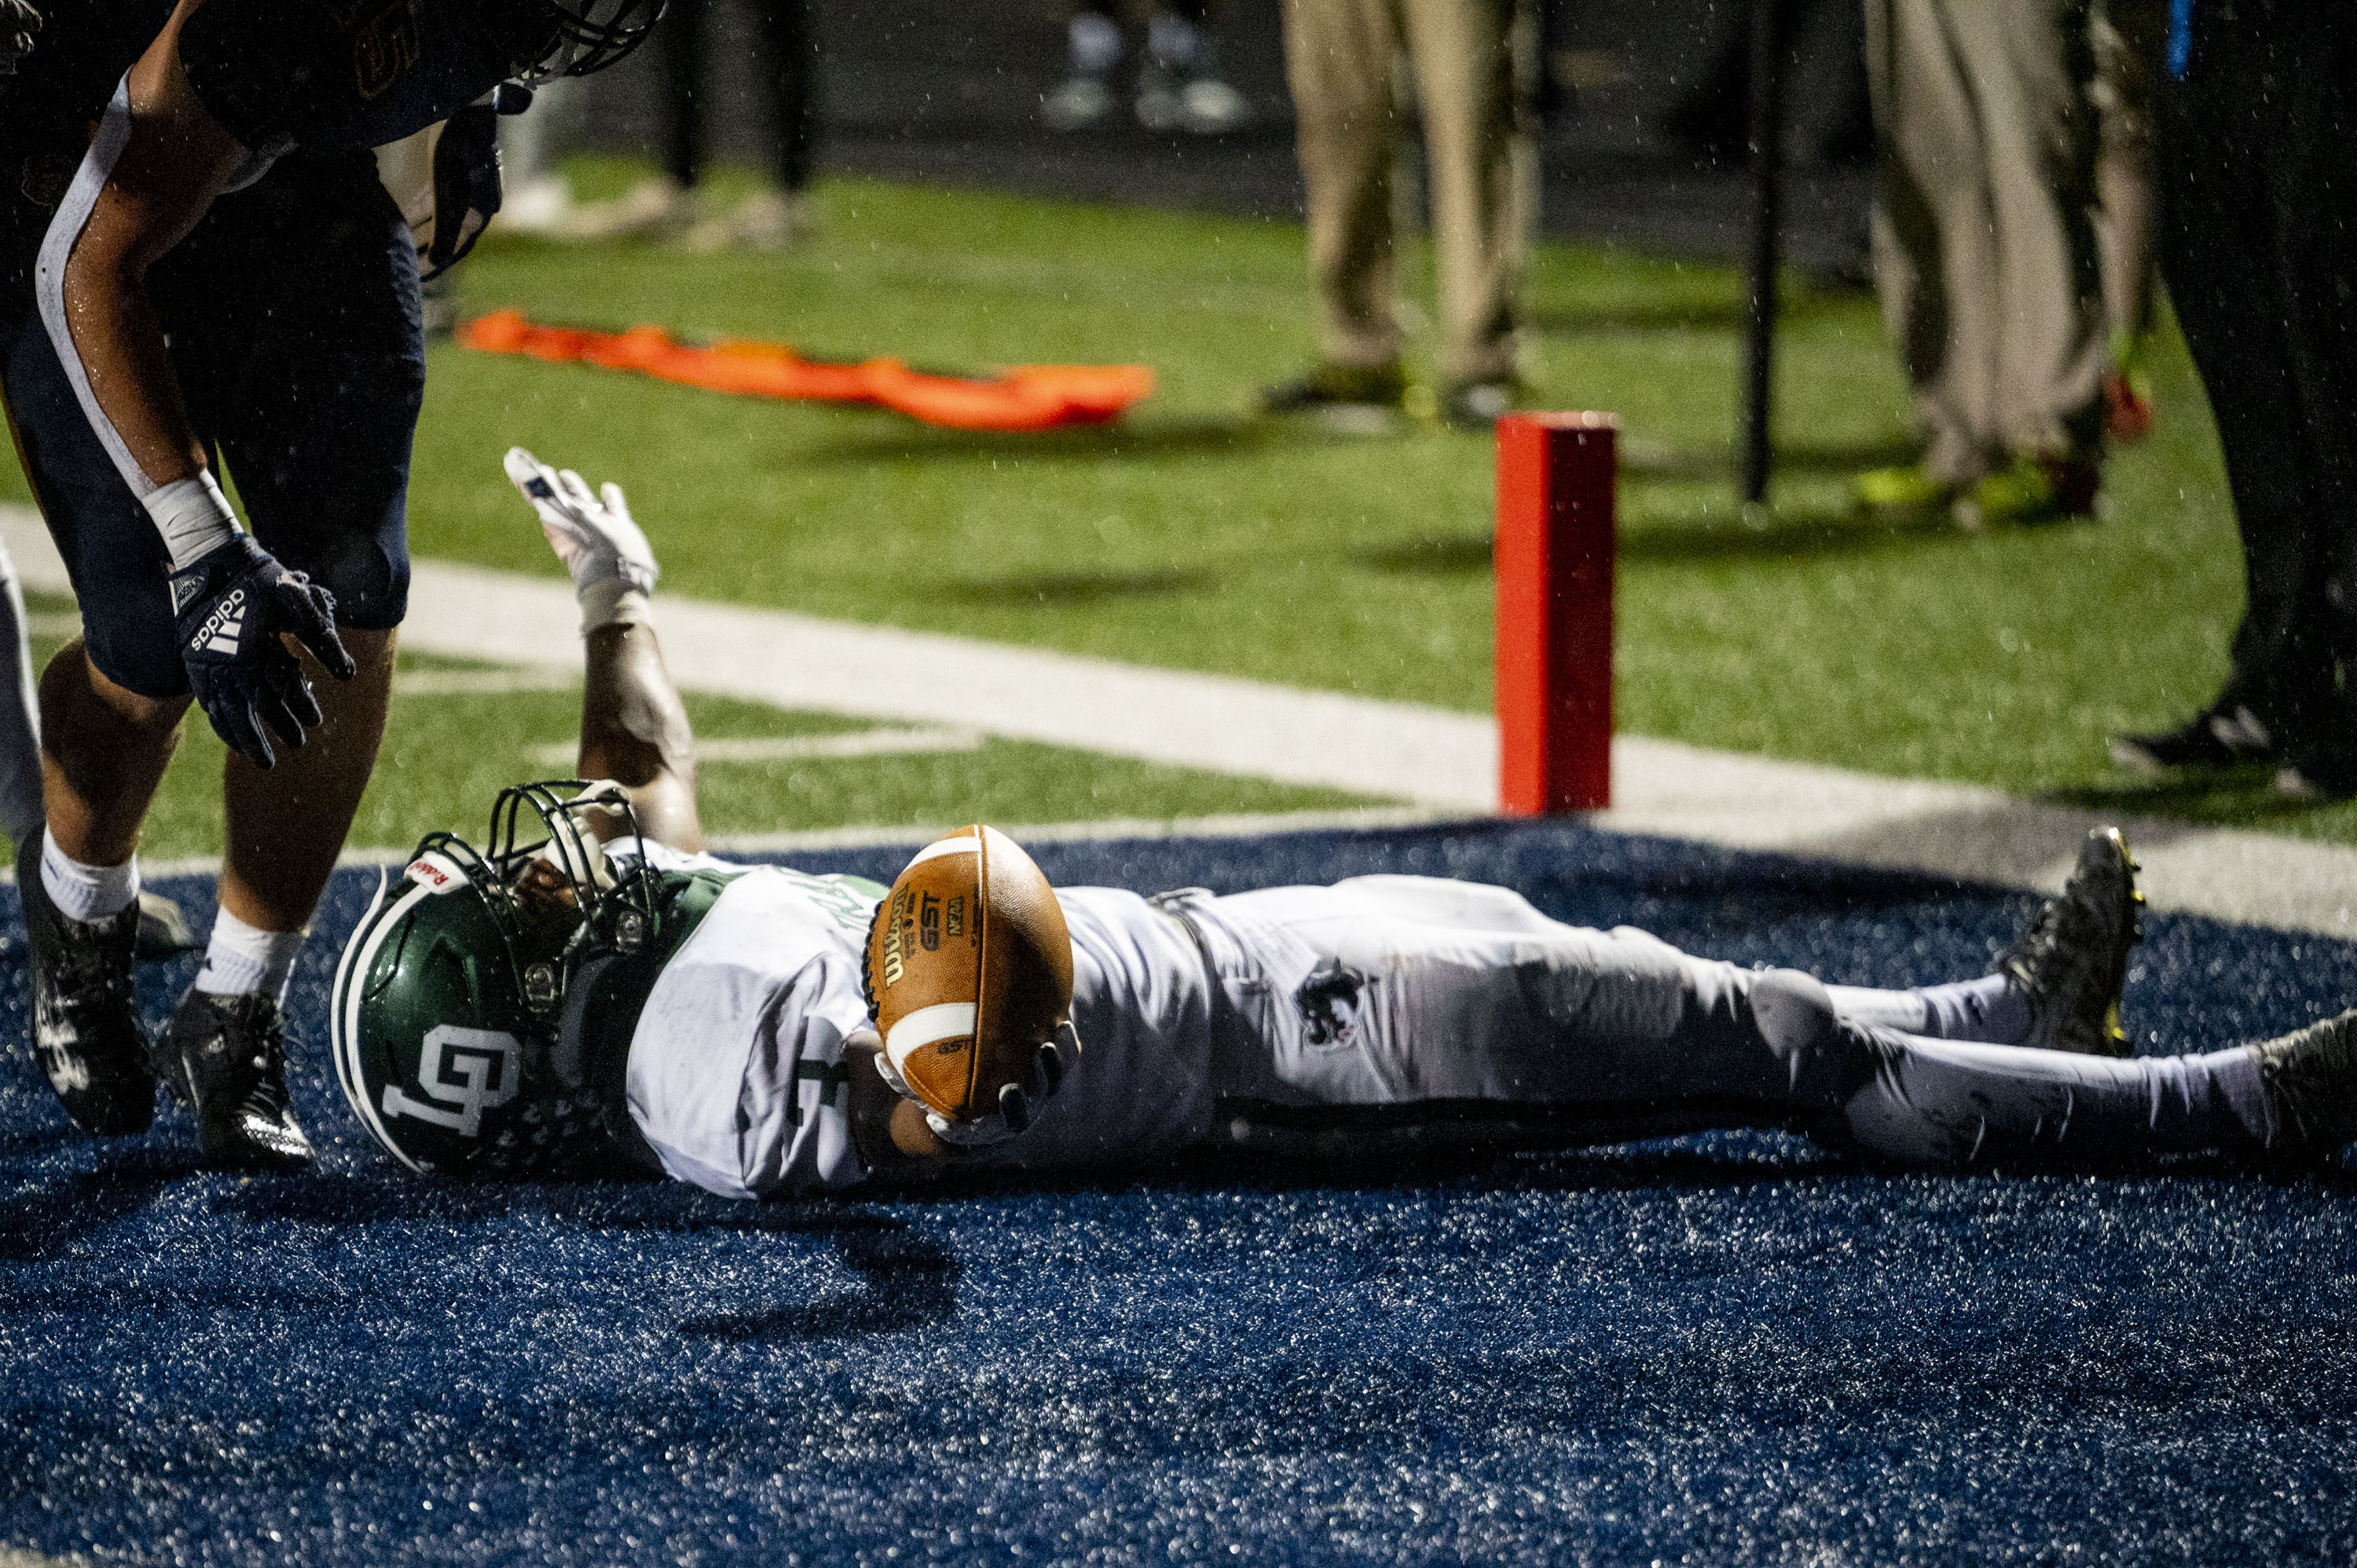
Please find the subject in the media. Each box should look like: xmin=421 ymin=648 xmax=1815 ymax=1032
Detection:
xmin=0 ymin=0 xmax=38 ymax=77
xmin=168 ymin=535 xmax=354 ymax=770
xmin=871 ymin=1021 xmax=1080 ymax=1150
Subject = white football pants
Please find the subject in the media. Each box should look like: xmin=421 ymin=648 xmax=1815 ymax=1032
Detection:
xmin=1171 ymin=877 xmax=2279 ymax=1169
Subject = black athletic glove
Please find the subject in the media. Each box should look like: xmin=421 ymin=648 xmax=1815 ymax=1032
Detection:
xmin=0 ymin=0 xmax=39 ymax=77
xmin=873 ymin=1021 xmax=1082 ymax=1150
xmin=421 ymin=84 xmax=529 ymax=280
xmin=168 ymin=535 xmax=354 ymax=770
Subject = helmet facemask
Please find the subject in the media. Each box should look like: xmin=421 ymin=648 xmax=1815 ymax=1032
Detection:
xmin=508 ymin=0 xmax=669 ymax=82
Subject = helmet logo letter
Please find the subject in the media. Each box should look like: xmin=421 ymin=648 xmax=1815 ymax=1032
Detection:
xmin=381 ymin=1025 xmax=522 ymax=1138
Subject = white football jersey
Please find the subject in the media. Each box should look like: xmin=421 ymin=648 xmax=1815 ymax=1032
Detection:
xmin=616 ymin=845 xmax=1219 ymax=1198
xmin=619 ymin=842 xmax=879 ymax=1200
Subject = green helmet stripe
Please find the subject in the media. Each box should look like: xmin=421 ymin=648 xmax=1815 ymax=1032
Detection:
xmin=328 ymin=869 xmax=386 ymax=1127
xmin=333 ymin=874 xmax=440 ymax=1173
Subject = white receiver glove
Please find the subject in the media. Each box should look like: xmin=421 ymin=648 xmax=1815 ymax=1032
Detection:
xmin=504 ymin=446 xmax=659 ymax=631
xmin=871 ymin=1020 xmax=1082 ymax=1149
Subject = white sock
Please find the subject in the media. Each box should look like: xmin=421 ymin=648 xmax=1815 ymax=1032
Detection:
xmin=40 ymin=828 xmax=138 ymax=923
xmin=194 ymin=907 xmax=306 ymax=1005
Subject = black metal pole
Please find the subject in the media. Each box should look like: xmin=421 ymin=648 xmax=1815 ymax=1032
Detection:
xmin=1740 ymin=0 xmax=1787 ymax=508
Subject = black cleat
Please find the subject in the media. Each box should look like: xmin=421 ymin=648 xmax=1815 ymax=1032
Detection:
xmin=152 ymin=990 xmax=313 ymax=1171
xmin=2252 ymin=1006 xmax=2357 ymax=1163
xmin=2000 ymin=827 xmax=2146 ymax=1057
xmin=16 ymin=834 xmax=156 ymax=1134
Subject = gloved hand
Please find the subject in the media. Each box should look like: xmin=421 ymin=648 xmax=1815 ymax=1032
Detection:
xmin=504 ymin=446 xmax=658 ymax=595
xmin=0 ymin=0 xmax=38 ymax=77
xmin=421 ymin=98 xmax=505 ymax=280
xmin=872 ymin=1020 xmax=1080 ymax=1149
xmin=167 ymin=535 xmax=354 ymax=769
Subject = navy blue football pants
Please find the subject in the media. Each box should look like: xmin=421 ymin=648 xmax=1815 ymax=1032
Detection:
xmin=0 ymin=148 xmax=420 ymax=700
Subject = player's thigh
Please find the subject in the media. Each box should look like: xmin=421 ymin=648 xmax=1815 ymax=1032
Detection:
xmin=1211 ymin=885 xmax=1716 ymax=1105
xmin=0 ymin=300 xmax=187 ymax=699
xmin=159 ymin=153 xmax=423 ymax=632
xmin=1328 ymin=874 xmax=1565 ymax=936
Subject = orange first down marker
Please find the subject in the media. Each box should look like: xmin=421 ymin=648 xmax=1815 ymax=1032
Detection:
xmin=1494 ymin=412 xmax=1617 ymax=815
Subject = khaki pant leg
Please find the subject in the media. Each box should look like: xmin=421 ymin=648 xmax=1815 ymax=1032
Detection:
xmin=2091 ymin=0 xmax=2165 ymax=340
xmin=1285 ymin=0 xmax=1406 ymax=372
xmin=1867 ymin=0 xmax=2003 ymax=484
xmin=1399 ymin=0 xmax=1521 ymax=385
xmin=1952 ymin=0 xmax=2105 ymax=461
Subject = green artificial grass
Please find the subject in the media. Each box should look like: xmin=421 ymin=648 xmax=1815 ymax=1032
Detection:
xmin=7 ymin=164 xmax=2340 ymax=850
xmin=7 ymin=618 xmax=1362 ymax=863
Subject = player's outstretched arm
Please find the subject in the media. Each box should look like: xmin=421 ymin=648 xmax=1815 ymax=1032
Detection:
xmin=504 ymin=448 xmax=703 ymax=852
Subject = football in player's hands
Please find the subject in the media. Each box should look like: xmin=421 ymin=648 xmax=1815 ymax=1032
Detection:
xmin=863 ymin=825 xmax=1074 ymax=1127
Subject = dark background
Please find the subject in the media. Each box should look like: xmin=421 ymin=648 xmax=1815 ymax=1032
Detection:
xmin=566 ymin=0 xmax=1882 ymax=273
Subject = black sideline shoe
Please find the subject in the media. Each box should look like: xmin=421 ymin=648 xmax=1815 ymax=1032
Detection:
xmin=2279 ymin=734 xmax=2357 ymax=801
xmin=2253 ymin=1006 xmax=2357 ymax=1163
xmin=2110 ymin=700 xmax=2278 ymax=775
xmin=2000 ymin=827 xmax=2145 ymax=1058
xmin=1259 ymin=362 xmax=1407 ymax=419
xmin=152 ymin=990 xmax=313 ymax=1171
xmin=16 ymin=835 xmax=155 ymax=1134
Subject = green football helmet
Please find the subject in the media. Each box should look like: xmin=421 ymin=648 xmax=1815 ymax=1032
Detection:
xmin=331 ymin=781 xmax=664 ymax=1175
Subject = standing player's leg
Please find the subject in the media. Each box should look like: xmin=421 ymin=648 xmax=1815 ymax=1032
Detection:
xmin=135 ymin=155 xmax=419 ymax=1169
xmin=502 ymin=449 xmax=703 ymax=852
xmin=0 ymin=523 xmax=196 ymax=958
xmin=2 ymin=294 xmax=194 ymax=1137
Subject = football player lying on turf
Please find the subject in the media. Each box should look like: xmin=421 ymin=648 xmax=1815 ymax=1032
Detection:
xmin=330 ymin=450 xmax=2357 ymax=1193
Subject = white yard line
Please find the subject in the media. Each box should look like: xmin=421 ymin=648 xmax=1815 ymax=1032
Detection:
xmin=391 ymin=668 xmax=580 ymax=697
xmin=3 ymin=503 xmax=2348 ymax=935
xmin=526 ymin=725 xmax=984 ymax=768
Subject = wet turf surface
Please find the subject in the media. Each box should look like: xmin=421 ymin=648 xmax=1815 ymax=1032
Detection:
xmin=3 ymin=819 xmax=2354 ymax=1565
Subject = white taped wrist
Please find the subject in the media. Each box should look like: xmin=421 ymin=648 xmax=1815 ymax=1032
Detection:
xmin=142 ymin=473 xmax=241 ymax=572
xmin=578 ymin=576 xmax=651 ymax=634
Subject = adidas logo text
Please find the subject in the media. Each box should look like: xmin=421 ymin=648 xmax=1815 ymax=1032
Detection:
xmin=190 ymin=588 xmax=247 ymax=656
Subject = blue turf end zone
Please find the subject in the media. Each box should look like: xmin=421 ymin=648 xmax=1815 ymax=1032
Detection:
xmin=3 ymin=817 xmax=2355 ymax=1566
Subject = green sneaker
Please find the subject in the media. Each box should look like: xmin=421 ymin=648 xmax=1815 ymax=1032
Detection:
xmin=1956 ymin=454 xmax=2100 ymax=528
xmin=1854 ymin=463 xmax=1956 ymax=515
